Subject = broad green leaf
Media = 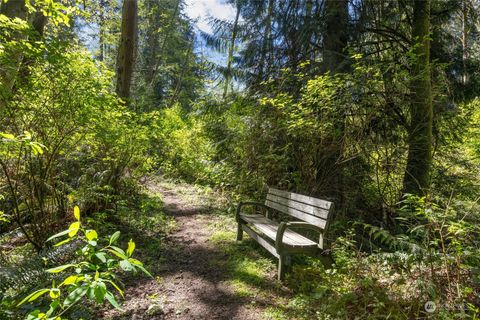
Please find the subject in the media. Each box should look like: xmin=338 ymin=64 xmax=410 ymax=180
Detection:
xmin=109 ymin=231 xmax=120 ymax=245
xmin=53 ymin=237 xmax=73 ymax=247
xmin=86 ymin=229 xmax=98 ymax=241
xmin=106 ymin=249 xmax=127 ymax=260
xmin=30 ymin=143 xmax=44 ymax=155
xmin=17 ymin=289 xmax=50 ymax=306
xmin=63 ymin=286 xmax=88 ymax=306
xmin=119 ymin=259 xmax=133 ymax=271
xmin=128 ymin=258 xmax=143 ymax=266
xmin=46 ymin=300 xmax=60 ymax=316
xmin=134 ymin=264 xmax=153 ymax=278
xmin=46 ymin=229 xmax=70 ymax=242
xmin=104 ymin=280 xmax=124 ymax=297
xmin=128 ymin=258 xmax=152 ymax=276
xmin=68 ymin=221 xmax=80 ymax=237
xmin=60 ymin=275 xmax=79 ymax=286
xmin=94 ymin=252 xmax=107 ymax=263
xmin=49 ymin=288 xmax=60 ymax=299
xmin=74 ymin=206 xmax=80 ymax=221
xmin=105 ymin=291 xmax=121 ymax=309
xmin=46 ymin=264 xmax=76 ymax=273
xmin=0 ymin=133 xmax=15 ymax=139
xmin=94 ymin=282 xmax=107 ymax=303
xmin=110 ymin=246 xmax=125 ymax=255
xmin=126 ymin=239 xmax=135 ymax=257
xmin=87 ymin=287 xmax=95 ymax=300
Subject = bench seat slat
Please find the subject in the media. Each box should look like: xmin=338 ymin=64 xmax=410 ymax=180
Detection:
xmin=269 ymin=188 xmax=332 ymax=211
xmin=266 ymin=193 xmax=329 ymax=219
xmin=241 ymin=214 xmax=312 ymax=245
xmin=241 ymin=224 xmax=279 ymax=258
xmin=265 ymin=200 xmax=327 ymax=230
xmin=240 ymin=214 xmax=317 ymax=247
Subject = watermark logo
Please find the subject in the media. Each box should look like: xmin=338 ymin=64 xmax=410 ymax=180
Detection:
xmin=425 ymin=301 xmax=436 ymax=313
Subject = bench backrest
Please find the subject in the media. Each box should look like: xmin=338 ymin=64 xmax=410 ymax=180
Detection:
xmin=264 ymin=187 xmax=334 ymax=230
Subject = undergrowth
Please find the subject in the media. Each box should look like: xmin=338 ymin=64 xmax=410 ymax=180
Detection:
xmin=208 ymin=209 xmax=480 ymax=319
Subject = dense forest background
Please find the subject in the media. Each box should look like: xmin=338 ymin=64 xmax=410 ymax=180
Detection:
xmin=1 ymin=0 xmax=480 ymax=318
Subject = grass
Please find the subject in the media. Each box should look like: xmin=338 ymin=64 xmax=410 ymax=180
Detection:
xmin=207 ymin=214 xmax=293 ymax=318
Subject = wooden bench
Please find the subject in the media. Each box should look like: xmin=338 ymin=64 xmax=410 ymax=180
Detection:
xmin=236 ymin=187 xmax=334 ymax=280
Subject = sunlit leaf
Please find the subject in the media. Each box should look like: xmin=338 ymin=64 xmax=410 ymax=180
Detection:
xmin=68 ymin=221 xmax=80 ymax=237
xmin=86 ymin=229 xmax=98 ymax=241
xmin=17 ymin=289 xmax=50 ymax=306
xmin=49 ymin=288 xmax=60 ymax=299
xmin=60 ymin=275 xmax=79 ymax=286
xmin=46 ymin=264 xmax=76 ymax=274
xmin=46 ymin=229 xmax=70 ymax=242
xmin=109 ymin=231 xmax=120 ymax=245
xmin=126 ymin=239 xmax=135 ymax=257
xmin=74 ymin=206 xmax=80 ymax=221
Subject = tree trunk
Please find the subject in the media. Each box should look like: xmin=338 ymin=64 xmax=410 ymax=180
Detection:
xmin=116 ymin=0 xmax=138 ymax=101
xmin=0 ymin=0 xmax=28 ymax=96
xmin=98 ymin=0 xmax=106 ymax=62
xmin=403 ymin=0 xmax=433 ymax=195
xmin=461 ymin=0 xmax=469 ymax=86
xmin=258 ymin=0 xmax=274 ymax=83
xmin=223 ymin=2 xmax=241 ymax=98
xmin=322 ymin=0 xmax=349 ymax=73
xmin=17 ymin=12 xmax=48 ymax=84
xmin=317 ymin=0 xmax=348 ymax=202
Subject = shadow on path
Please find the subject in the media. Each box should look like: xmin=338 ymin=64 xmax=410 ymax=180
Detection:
xmin=102 ymin=180 xmax=274 ymax=320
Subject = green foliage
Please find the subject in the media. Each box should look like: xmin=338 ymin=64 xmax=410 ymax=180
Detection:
xmin=132 ymin=0 xmax=205 ymax=110
xmin=355 ymin=195 xmax=480 ymax=318
xmin=147 ymin=105 xmax=215 ymax=183
xmin=0 ymin=23 xmax=152 ymax=247
xmin=211 ymin=215 xmax=479 ymax=319
xmin=17 ymin=206 xmax=150 ymax=319
xmin=1 ymin=0 xmax=480 ymax=318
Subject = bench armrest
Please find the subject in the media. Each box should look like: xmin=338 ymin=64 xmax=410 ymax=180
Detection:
xmin=236 ymin=201 xmax=269 ymax=221
xmin=275 ymin=222 xmax=325 ymax=252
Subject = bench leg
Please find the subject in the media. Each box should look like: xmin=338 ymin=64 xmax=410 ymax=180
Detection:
xmin=236 ymin=222 xmax=243 ymax=241
xmin=278 ymin=254 xmax=290 ymax=281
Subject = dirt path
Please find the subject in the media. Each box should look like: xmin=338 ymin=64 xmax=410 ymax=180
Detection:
xmin=103 ymin=180 xmax=266 ymax=320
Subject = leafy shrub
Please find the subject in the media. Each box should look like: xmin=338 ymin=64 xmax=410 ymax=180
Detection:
xmin=0 ymin=31 xmax=152 ymax=248
xmin=354 ymin=195 xmax=480 ymax=318
xmin=17 ymin=206 xmax=150 ymax=319
xmin=147 ymin=104 xmax=214 ymax=183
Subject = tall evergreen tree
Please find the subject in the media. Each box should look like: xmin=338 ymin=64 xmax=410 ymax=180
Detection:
xmin=403 ymin=0 xmax=433 ymax=195
xmin=223 ymin=1 xmax=241 ymax=97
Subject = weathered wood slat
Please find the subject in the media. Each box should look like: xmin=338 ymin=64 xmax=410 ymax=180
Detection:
xmin=240 ymin=214 xmax=317 ymax=247
xmin=268 ymin=188 xmax=332 ymax=211
xmin=241 ymin=224 xmax=279 ymax=258
xmin=266 ymin=193 xmax=329 ymax=219
xmin=265 ymin=200 xmax=327 ymax=229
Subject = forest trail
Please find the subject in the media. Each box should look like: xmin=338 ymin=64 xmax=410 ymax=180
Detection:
xmin=102 ymin=178 xmax=268 ymax=320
